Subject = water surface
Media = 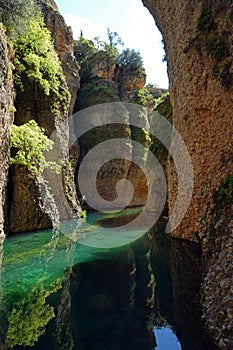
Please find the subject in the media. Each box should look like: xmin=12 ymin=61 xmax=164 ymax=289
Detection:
xmin=0 ymin=209 xmax=216 ymax=349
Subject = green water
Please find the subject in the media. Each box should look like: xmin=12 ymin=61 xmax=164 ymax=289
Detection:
xmin=0 ymin=209 xmax=217 ymax=350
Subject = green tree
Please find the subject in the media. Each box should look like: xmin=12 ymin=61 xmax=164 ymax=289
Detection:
xmin=137 ymin=87 xmax=157 ymax=108
xmin=118 ymin=48 xmax=144 ymax=72
xmin=13 ymin=15 xmax=64 ymax=97
xmin=10 ymin=120 xmax=59 ymax=174
xmin=74 ymin=36 xmax=96 ymax=64
xmin=103 ymin=28 xmax=124 ymax=57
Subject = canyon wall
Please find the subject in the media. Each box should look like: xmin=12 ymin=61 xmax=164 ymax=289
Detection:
xmin=74 ymin=45 xmax=151 ymax=208
xmin=143 ymin=0 xmax=232 ymax=240
xmin=38 ymin=0 xmax=80 ymax=114
xmin=0 ymin=25 xmax=14 ymax=237
xmin=142 ymin=1 xmax=233 ymax=348
xmin=8 ymin=0 xmax=81 ymax=233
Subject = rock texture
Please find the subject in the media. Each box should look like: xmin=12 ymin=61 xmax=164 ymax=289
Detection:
xmin=142 ymin=0 xmax=233 ymax=348
xmin=74 ymin=47 xmax=151 ymax=209
xmin=142 ymin=0 xmax=233 ymax=239
xmin=37 ymin=0 xmax=80 ymax=114
xmin=8 ymin=1 xmax=81 ymax=233
xmin=0 ymin=25 xmax=14 ymax=237
xmin=7 ymin=165 xmax=55 ymax=233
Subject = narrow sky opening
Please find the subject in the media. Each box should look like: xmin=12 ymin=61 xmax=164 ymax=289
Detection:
xmin=55 ymin=0 xmax=169 ymax=89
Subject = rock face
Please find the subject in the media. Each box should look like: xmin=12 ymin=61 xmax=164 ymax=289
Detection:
xmin=0 ymin=25 xmax=14 ymax=237
xmin=74 ymin=46 xmax=150 ymax=208
xmin=7 ymin=1 xmax=81 ymax=234
xmin=7 ymin=165 xmax=55 ymax=233
xmin=38 ymin=0 xmax=80 ymax=114
xmin=142 ymin=0 xmax=233 ymax=239
xmin=142 ymin=0 xmax=233 ymax=348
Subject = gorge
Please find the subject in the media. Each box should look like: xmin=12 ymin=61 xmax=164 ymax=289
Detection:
xmin=0 ymin=0 xmax=232 ymax=349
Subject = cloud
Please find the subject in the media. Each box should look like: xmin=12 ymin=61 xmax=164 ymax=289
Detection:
xmin=63 ymin=13 xmax=108 ymax=41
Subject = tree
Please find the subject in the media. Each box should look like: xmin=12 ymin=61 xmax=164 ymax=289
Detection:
xmin=118 ymin=48 xmax=145 ymax=72
xmin=13 ymin=15 xmax=64 ymax=96
xmin=10 ymin=120 xmax=59 ymax=174
xmin=74 ymin=36 xmax=96 ymax=64
xmin=103 ymin=28 xmax=124 ymax=57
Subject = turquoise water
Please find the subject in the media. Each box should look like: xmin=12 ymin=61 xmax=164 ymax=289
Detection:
xmin=0 ymin=209 xmax=216 ymax=349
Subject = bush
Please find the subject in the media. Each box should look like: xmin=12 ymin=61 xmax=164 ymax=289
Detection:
xmin=74 ymin=36 xmax=96 ymax=64
xmin=10 ymin=120 xmax=60 ymax=174
xmin=118 ymin=48 xmax=145 ymax=72
xmin=13 ymin=16 xmax=64 ymax=96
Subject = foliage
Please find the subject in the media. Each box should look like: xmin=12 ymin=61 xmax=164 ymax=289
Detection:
xmin=131 ymin=126 xmax=152 ymax=149
xmin=103 ymin=28 xmax=124 ymax=57
xmin=10 ymin=120 xmax=60 ymax=174
xmin=118 ymin=48 xmax=145 ymax=73
xmin=74 ymin=31 xmax=144 ymax=77
xmin=213 ymin=174 xmax=233 ymax=204
xmin=81 ymin=209 xmax=87 ymax=222
xmin=7 ymin=280 xmax=62 ymax=348
xmin=194 ymin=4 xmax=232 ymax=87
xmin=0 ymin=0 xmax=34 ymax=35
xmin=93 ymin=29 xmax=124 ymax=57
xmin=13 ymin=16 xmax=64 ymax=97
xmin=154 ymin=92 xmax=173 ymax=120
xmin=74 ymin=36 xmax=96 ymax=64
xmin=137 ymin=87 xmax=157 ymax=107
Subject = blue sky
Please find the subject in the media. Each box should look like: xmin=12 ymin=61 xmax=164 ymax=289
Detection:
xmin=55 ymin=0 xmax=169 ymax=88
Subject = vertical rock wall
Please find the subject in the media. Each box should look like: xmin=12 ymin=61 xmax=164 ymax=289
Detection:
xmin=0 ymin=25 xmax=13 ymax=237
xmin=143 ymin=0 xmax=233 ymax=240
xmin=142 ymin=1 xmax=233 ymax=348
xmin=8 ymin=1 xmax=81 ymax=233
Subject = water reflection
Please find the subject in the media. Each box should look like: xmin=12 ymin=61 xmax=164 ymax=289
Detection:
xmin=0 ymin=210 xmax=217 ymax=349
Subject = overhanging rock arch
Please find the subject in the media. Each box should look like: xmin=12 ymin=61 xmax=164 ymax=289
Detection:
xmin=142 ymin=0 xmax=233 ymax=239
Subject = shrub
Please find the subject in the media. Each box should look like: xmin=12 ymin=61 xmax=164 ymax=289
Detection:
xmin=13 ymin=16 xmax=64 ymax=96
xmin=10 ymin=120 xmax=60 ymax=174
xmin=118 ymin=48 xmax=145 ymax=73
xmin=74 ymin=36 xmax=96 ymax=64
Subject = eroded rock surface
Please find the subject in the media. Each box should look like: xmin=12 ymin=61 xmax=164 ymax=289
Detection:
xmin=142 ymin=1 xmax=233 ymax=348
xmin=0 ymin=26 xmax=14 ymax=237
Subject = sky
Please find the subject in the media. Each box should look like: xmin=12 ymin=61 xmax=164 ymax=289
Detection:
xmin=55 ymin=0 xmax=169 ymax=89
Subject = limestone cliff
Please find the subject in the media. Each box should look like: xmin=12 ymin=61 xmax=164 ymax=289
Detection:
xmin=0 ymin=25 xmax=14 ymax=237
xmin=142 ymin=1 xmax=233 ymax=348
xmin=37 ymin=0 xmax=80 ymax=113
xmin=73 ymin=43 xmax=154 ymax=208
xmin=7 ymin=0 xmax=81 ymax=233
xmin=143 ymin=0 xmax=233 ymax=240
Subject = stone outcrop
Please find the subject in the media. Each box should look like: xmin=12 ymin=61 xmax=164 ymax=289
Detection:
xmin=74 ymin=46 xmax=152 ymax=209
xmin=0 ymin=25 xmax=14 ymax=237
xmin=37 ymin=0 xmax=80 ymax=114
xmin=142 ymin=0 xmax=233 ymax=240
xmin=7 ymin=1 xmax=81 ymax=234
xmin=142 ymin=1 xmax=233 ymax=348
xmin=7 ymin=165 xmax=55 ymax=233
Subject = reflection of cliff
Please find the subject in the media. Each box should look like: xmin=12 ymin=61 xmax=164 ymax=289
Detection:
xmin=29 ymin=233 xmax=158 ymax=350
xmin=170 ymin=239 xmax=217 ymax=350
xmin=69 ymin=245 xmax=157 ymax=350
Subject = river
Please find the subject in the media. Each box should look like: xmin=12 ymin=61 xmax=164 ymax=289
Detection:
xmin=0 ymin=208 xmax=217 ymax=349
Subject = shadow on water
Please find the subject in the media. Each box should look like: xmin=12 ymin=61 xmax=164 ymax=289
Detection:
xmin=0 ymin=210 xmax=217 ymax=350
